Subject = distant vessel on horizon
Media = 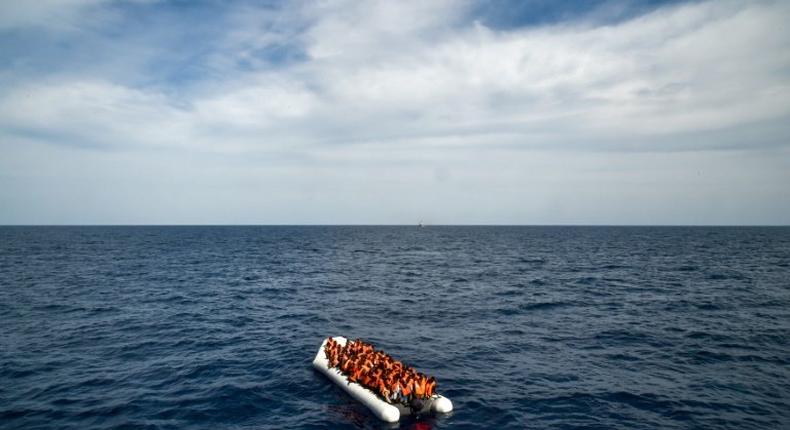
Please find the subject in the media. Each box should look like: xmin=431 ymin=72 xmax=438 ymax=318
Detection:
xmin=419 ymin=221 xmax=424 ymax=228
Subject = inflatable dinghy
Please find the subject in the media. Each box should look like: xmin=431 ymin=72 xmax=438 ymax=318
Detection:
xmin=313 ymin=336 xmax=453 ymax=422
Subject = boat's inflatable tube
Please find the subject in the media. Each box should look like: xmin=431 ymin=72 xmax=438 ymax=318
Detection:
xmin=312 ymin=336 xmax=453 ymax=422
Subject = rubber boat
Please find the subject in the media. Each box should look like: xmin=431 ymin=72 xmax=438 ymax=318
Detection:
xmin=312 ymin=336 xmax=453 ymax=422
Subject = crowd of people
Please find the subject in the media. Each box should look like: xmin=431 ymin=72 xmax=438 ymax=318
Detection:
xmin=324 ymin=338 xmax=437 ymax=405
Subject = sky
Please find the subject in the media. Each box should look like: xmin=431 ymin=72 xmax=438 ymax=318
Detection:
xmin=1 ymin=0 xmax=789 ymax=225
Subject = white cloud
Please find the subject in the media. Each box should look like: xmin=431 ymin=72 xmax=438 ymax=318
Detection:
xmin=0 ymin=80 xmax=189 ymax=148
xmin=194 ymin=77 xmax=318 ymax=128
xmin=293 ymin=0 xmax=790 ymax=145
xmin=3 ymin=0 xmax=789 ymax=152
xmin=1 ymin=0 xmax=789 ymax=223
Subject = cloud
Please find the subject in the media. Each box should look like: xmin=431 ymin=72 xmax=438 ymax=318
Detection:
xmin=293 ymin=0 xmax=790 ymax=147
xmin=0 ymin=80 xmax=188 ymax=148
xmin=1 ymin=0 xmax=789 ymax=224
xmin=5 ymin=0 xmax=788 ymax=153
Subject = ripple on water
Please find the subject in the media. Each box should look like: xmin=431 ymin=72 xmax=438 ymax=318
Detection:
xmin=2 ymin=226 xmax=790 ymax=429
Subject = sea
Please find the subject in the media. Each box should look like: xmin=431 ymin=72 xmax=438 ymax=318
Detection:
xmin=1 ymin=226 xmax=789 ymax=429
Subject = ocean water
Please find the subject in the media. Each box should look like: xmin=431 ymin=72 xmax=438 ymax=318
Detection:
xmin=1 ymin=226 xmax=789 ymax=430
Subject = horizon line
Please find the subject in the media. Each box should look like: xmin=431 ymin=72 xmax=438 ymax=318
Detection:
xmin=1 ymin=224 xmax=789 ymax=228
